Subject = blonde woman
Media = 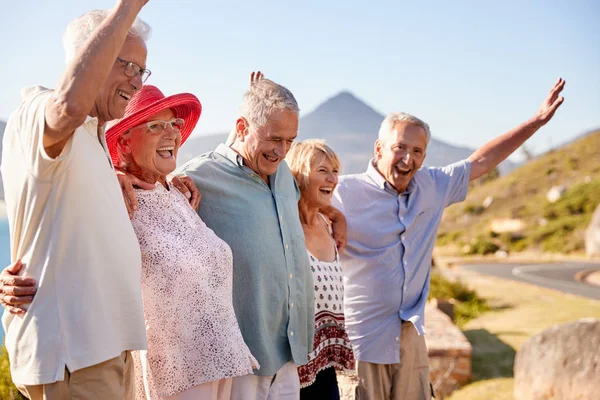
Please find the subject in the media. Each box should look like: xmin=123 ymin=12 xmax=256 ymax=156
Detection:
xmin=286 ymin=140 xmax=354 ymax=400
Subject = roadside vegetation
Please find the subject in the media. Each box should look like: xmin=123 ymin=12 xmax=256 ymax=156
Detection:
xmin=429 ymin=271 xmax=489 ymax=327
xmin=0 ymin=347 xmax=25 ymax=400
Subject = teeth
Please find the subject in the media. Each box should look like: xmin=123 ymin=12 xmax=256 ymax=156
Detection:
xmin=117 ymin=90 xmax=131 ymax=100
xmin=157 ymin=146 xmax=174 ymax=151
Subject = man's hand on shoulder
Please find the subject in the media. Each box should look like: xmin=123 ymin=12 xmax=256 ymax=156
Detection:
xmin=169 ymin=175 xmax=202 ymax=211
xmin=116 ymin=168 xmax=155 ymax=219
xmin=320 ymin=205 xmax=347 ymax=251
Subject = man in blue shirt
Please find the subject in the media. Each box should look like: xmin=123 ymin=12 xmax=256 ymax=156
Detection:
xmin=178 ymin=77 xmax=314 ymax=400
xmin=332 ymin=78 xmax=565 ymax=400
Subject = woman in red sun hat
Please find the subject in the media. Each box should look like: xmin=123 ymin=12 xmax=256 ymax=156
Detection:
xmin=105 ymin=85 xmax=258 ymax=400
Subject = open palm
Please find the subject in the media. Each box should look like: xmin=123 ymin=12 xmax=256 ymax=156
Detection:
xmin=536 ymin=78 xmax=565 ymax=124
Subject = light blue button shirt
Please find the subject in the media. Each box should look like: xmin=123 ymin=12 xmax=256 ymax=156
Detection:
xmin=177 ymin=144 xmax=314 ymax=376
xmin=332 ymin=159 xmax=471 ymax=364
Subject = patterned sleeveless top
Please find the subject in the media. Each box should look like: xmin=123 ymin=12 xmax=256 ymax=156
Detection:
xmin=297 ymin=215 xmax=355 ymax=388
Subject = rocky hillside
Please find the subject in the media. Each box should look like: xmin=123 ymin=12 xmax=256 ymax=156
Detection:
xmin=438 ymin=130 xmax=600 ymax=255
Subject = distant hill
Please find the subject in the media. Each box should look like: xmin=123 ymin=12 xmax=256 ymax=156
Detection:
xmin=438 ymin=130 xmax=600 ymax=255
xmin=178 ymin=91 xmax=515 ymax=175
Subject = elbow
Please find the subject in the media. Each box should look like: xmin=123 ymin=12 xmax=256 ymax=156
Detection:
xmin=47 ymin=94 xmax=89 ymax=132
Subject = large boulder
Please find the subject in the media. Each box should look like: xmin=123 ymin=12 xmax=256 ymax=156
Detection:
xmin=585 ymin=204 xmax=600 ymax=257
xmin=514 ymin=319 xmax=600 ymax=400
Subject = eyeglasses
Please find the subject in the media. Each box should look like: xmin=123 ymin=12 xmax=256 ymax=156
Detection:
xmin=133 ymin=118 xmax=185 ymax=134
xmin=116 ymin=57 xmax=152 ymax=83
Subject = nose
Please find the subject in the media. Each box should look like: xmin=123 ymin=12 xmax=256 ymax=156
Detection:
xmin=273 ymin=141 xmax=287 ymax=157
xmin=326 ymin=172 xmax=337 ymax=184
xmin=401 ymin=152 xmax=412 ymax=164
xmin=162 ymin=128 xmax=180 ymax=141
xmin=129 ymin=73 xmax=143 ymax=92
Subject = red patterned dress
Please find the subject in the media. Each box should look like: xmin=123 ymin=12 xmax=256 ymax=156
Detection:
xmin=298 ymin=245 xmax=355 ymax=388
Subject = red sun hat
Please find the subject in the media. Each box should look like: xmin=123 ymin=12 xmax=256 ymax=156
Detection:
xmin=105 ymin=85 xmax=202 ymax=166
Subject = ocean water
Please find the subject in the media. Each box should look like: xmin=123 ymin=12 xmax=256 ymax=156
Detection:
xmin=0 ymin=218 xmax=9 ymax=341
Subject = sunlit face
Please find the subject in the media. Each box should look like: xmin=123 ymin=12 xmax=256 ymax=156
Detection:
xmin=375 ymin=121 xmax=427 ymax=192
xmin=301 ymin=153 xmax=339 ymax=209
xmin=236 ymin=109 xmax=299 ymax=181
xmin=119 ymin=109 xmax=182 ymax=181
xmin=95 ymin=35 xmax=147 ymax=125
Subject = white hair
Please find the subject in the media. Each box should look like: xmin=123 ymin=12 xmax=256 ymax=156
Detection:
xmin=378 ymin=112 xmax=431 ymax=144
xmin=227 ymin=79 xmax=299 ymax=145
xmin=62 ymin=9 xmax=151 ymax=63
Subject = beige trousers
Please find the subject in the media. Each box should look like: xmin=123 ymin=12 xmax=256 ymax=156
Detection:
xmin=355 ymin=322 xmax=432 ymax=400
xmin=230 ymin=361 xmax=300 ymax=400
xmin=161 ymin=378 xmax=233 ymax=400
xmin=17 ymin=351 xmax=133 ymax=400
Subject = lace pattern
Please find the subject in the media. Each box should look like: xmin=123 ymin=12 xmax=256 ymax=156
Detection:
xmin=130 ymin=183 xmax=258 ymax=398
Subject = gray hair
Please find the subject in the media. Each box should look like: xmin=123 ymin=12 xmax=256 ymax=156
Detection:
xmin=227 ymin=79 xmax=298 ymax=145
xmin=378 ymin=112 xmax=431 ymax=144
xmin=62 ymin=9 xmax=151 ymax=63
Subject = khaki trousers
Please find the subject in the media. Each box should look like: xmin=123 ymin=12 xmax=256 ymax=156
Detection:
xmin=161 ymin=378 xmax=233 ymax=400
xmin=17 ymin=351 xmax=133 ymax=400
xmin=230 ymin=361 xmax=300 ymax=400
xmin=356 ymin=322 xmax=431 ymax=400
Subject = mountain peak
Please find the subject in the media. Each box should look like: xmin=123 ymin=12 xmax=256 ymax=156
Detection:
xmin=311 ymin=91 xmax=381 ymax=119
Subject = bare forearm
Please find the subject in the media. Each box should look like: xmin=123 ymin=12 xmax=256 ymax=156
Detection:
xmin=46 ymin=4 xmax=142 ymax=138
xmin=468 ymin=117 xmax=544 ymax=180
xmin=468 ymin=78 xmax=565 ymax=181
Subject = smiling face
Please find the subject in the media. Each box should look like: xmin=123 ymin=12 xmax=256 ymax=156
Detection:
xmin=94 ymin=35 xmax=147 ymax=125
xmin=375 ymin=121 xmax=427 ymax=192
xmin=118 ymin=109 xmax=181 ymax=184
xmin=233 ymin=109 xmax=299 ymax=182
xmin=302 ymin=153 xmax=340 ymax=209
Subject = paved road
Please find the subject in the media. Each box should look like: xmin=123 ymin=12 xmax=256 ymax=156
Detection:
xmin=461 ymin=262 xmax=600 ymax=300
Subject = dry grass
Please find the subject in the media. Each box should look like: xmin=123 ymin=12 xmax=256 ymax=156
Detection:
xmin=446 ymin=267 xmax=600 ymax=400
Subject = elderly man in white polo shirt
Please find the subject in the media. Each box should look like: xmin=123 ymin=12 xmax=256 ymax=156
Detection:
xmin=333 ymin=79 xmax=565 ymax=400
xmin=0 ymin=1 xmax=153 ymax=398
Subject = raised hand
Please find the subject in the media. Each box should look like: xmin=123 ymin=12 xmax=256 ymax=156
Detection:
xmin=249 ymin=71 xmax=264 ymax=88
xmin=536 ymin=78 xmax=565 ymax=124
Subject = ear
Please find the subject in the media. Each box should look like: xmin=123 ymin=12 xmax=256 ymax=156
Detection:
xmin=374 ymin=139 xmax=383 ymax=160
xmin=235 ymin=117 xmax=249 ymax=143
xmin=117 ymin=130 xmax=133 ymax=155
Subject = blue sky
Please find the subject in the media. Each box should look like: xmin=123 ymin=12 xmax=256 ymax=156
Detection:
xmin=1 ymin=0 xmax=598 ymax=158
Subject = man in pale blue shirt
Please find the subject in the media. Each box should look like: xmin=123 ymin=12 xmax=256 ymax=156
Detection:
xmin=179 ymin=77 xmax=314 ymax=400
xmin=332 ymin=78 xmax=565 ymax=400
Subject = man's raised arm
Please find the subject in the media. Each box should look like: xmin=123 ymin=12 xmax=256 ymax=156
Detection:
xmin=44 ymin=0 xmax=149 ymax=156
xmin=468 ymin=78 xmax=565 ymax=181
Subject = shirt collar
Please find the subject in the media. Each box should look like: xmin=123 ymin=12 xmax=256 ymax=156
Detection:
xmin=366 ymin=159 xmax=415 ymax=195
xmin=215 ymin=143 xmax=245 ymax=167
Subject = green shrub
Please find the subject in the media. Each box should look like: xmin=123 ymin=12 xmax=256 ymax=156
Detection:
xmin=0 ymin=347 xmax=25 ymax=400
xmin=429 ymin=272 xmax=489 ymax=328
xmin=436 ymin=230 xmax=463 ymax=246
xmin=543 ymin=180 xmax=600 ymax=220
xmin=463 ymin=203 xmax=485 ymax=216
xmin=463 ymin=236 xmax=500 ymax=255
xmin=530 ymin=214 xmax=590 ymax=253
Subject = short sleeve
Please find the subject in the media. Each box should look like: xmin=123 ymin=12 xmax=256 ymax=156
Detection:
xmin=331 ymin=180 xmax=346 ymax=215
xmin=429 ymin=159 xmax=472 ymax=208
xmin=12 ymin=87 xmax=73 ymax=179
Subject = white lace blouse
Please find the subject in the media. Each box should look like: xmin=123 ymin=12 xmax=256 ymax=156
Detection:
xmin=130 ymin=183 xmax=258 ymax=398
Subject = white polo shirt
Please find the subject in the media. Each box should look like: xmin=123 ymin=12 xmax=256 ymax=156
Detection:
xmin=0 ymin=87 xmax=147 ymax=385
